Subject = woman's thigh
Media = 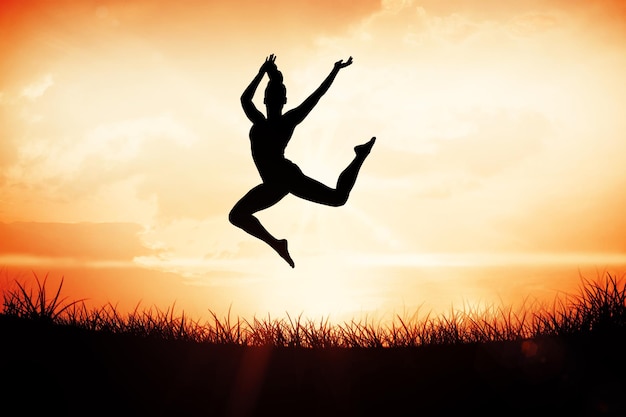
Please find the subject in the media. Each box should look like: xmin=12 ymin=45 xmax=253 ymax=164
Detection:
xmin=232 ymin=183 xmax=289 ymax=214
xmin=289 ymin=173 xmax=337 ymax=206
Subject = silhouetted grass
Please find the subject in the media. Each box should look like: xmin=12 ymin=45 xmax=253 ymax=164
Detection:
xmin=1 ymin=273 xmax=84 ymax=323
xmin=1 ymin=271 xmax=624 ymax=347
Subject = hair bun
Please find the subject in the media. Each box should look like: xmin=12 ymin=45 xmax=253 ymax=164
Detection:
xmin=267 ymin=68 xmax=283 ymax=83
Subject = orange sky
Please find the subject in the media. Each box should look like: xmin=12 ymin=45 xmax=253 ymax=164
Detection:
xmin=1 ymin=0 xmax=626 ymax=321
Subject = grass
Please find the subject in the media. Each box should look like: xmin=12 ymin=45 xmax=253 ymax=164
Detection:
xmin=2 ymin=271 xmax=625 ymax=416
xmin=2 ymin=271 xmax=624 ymax=348
xmin=1 ymin=273 xmax=85 ymax=323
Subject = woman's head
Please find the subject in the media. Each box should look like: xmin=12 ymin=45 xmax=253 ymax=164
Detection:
xmin=264 ymin=69 xmax=287 ymax=111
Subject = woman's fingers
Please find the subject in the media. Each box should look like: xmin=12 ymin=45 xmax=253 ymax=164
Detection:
xmin=335 ymin=56 xmax=354 ymax=68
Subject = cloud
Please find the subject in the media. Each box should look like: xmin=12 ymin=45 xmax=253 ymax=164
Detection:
xmin=334 ymin=105 xmax=551 ymax=195
xmin=496 ymin=177 xmax=626 ymax=253
xmin=8 ymin=114 xmax=176 ymax=183
xmin=19 ymin=110 xmax=246 ymax=223
xmin=0 ymin=99 xmax=19 ymax=184
xmin=21 ymin=74 xmax=54 ymax=100
xmin=414 ymin=108 xmax=549 ymax=177
xmin=335 ymin=2 xmax=487 ymax=54
xmin=507 ymin=13 xmax=559 ymax=37
xmin=0 ymin=222 xmax=155 ymax=262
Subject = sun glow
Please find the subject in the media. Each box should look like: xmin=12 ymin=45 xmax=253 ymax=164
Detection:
xmin=256 ymin=257 xmax=384 ymax=321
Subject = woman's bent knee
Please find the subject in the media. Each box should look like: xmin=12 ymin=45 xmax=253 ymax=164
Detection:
xmin=327 ymin=195 xmax=348 ymax=207
xmin=335 ymin=192 xmax=349 ymax=207
xmin=229 ymin=207 xmax=245 ymax=226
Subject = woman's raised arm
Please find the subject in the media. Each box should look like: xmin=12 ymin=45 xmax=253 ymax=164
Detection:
xmin=241 ymin=55 xmax=276 ymax=123
xmin=286 ymin=57 xmax=353 ymax=126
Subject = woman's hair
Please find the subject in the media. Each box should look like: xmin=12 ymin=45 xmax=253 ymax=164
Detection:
xmin=265 ymin=68 xmax=286 ymax=104
xmin=267 ymin=66 xmax=283 ymax=83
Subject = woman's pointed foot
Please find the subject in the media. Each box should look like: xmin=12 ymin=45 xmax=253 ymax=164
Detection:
xmin=274 ymin=239 xmax=295 ymax=268
xmin=355 ymin=137 xmax=376 ymax=157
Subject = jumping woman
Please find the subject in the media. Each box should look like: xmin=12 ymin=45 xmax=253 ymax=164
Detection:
xmin=229 ymin=54 xmax=376 ymax=268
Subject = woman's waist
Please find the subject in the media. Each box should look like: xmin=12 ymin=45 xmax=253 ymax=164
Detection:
xmin=254 ymin=157 xmax=300 ymax=178
xmin=254 ymin=156 xmax=293 ymax=169
xmin=251 ymin=144 xmax=287 ymax=161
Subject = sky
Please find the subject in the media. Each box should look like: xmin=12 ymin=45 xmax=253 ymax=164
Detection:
xmin=1 ymin=0 xmax=626 ymax=322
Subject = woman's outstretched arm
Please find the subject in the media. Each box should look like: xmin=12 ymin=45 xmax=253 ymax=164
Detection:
xmin=287 ymin=57 xmax=353 ymax=125
xmin=241 ymin=55 xmax=276 ymax=123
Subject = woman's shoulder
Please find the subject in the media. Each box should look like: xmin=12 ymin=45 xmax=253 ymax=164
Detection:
xmin=280 ymin=111 xmax=302 ymax=127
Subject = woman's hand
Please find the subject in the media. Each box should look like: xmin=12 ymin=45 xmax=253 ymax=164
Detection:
xmin=334 ymin=56 xmax=353 ymax=70
xmin=260 ymin=54 xmax=277 ymax=73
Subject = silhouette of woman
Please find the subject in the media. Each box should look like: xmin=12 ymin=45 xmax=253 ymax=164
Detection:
xmin=229 ymin=54 xmax=375 ymax=268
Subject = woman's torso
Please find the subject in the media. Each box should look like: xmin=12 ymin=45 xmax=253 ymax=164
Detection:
xmin=249 ymin=117 xmax=297 ymax=183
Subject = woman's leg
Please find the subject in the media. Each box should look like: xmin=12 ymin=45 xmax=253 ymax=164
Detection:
xmin=290 ymin=137 xmax=376 ymax=206
xmin=229 ymin=184 xmax=294 ymax=267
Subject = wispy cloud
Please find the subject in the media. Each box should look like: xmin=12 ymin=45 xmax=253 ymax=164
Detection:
xmin=0 ymin=254 xmax=136 ymax=268
xmin=0 ymin=222 xmax=154 ymax=261
xmin=507 ymin=12 xmax=559 ymax=37
xmin=21 ymin=74 xmax=54 ymax=100
xmin=350 ymin=252 xmax=626 ymax=267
